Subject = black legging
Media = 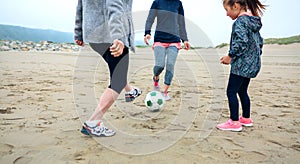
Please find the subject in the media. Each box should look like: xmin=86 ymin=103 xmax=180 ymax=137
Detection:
xmin=227 ymin=73 xmax=251 ymax=121
xmin=90 ymin=43 xmax=129 ymax=94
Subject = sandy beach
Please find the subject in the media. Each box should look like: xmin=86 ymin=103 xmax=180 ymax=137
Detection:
xmin=0 ymin=44 xmax=299 ymax=163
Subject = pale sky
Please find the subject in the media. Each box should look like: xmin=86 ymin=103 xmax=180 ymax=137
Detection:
xmin=0 ymin=0 xmax=299 ymax=46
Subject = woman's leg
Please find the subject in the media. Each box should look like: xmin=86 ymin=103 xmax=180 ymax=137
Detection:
xmin=89 ymin=88 xmax=119 ymax=120
xmin=89 ymin=43 xmax=129 ymax=120
xmin=164 ymin=46 xmax=178 ymax=91
xmin=153 ymin=46 xmax=167 ymax=79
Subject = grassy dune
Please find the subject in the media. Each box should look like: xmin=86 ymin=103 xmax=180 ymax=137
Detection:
xmin=216 ymin=35 xmax=300 ymax=48
xmin=264 ymin=35 xmax=300 ymax=45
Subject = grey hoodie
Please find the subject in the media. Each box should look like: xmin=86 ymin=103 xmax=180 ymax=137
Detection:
xmin=74 ymin=0 xmax=135 ymax=52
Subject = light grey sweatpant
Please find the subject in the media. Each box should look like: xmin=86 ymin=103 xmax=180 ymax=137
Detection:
xmin=153 ymin=46 xmax=179 ymax=85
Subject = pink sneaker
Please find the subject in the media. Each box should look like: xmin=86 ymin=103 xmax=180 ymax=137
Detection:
xmin=239 ymin=117 xmax=253 ymax=127
xmin=217 ymin=119 xmax=242 ymax=132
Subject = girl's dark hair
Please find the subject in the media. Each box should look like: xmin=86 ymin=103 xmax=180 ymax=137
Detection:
xmin=223 ymin=0 xmax=267 ymax=16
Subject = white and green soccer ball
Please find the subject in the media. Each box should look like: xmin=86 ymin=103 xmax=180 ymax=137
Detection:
xmin=144 ymin=91 xmax=165 ymax=112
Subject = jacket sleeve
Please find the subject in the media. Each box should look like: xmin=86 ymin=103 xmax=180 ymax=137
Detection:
xmin=178 ymin=2 xmax=188 ymax=42
xmin=144 ymin=1 xmax=158 ymax=36
xmin=74 ymin=0 xmax=83 ymax=41
xmin=106 ymin=0 xmax=126 ymax=43
xmin=228 ymin=19 xmax=249 ymax=58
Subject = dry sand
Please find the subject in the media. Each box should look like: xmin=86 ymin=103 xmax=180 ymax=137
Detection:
xmin=0 ymin=44 xmax=299 ymax=163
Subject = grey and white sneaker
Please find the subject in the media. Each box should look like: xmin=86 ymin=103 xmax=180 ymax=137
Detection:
xmin=125 ymin=87 xmax=142 ymax=102
xmin=163 ymin=91 xmax=171 ymax=101
xmin=82 ymin=120 xmax=115 ymax=137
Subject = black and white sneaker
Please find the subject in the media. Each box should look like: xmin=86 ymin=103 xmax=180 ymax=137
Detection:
xmin=125 ymin=87 xmax=142 ymax=102
xmin=81 ymin=120 xmax=115 ymax=137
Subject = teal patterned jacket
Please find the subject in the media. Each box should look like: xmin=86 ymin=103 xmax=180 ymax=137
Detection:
xmin=229 ymin=15 xmax=263 ymax=78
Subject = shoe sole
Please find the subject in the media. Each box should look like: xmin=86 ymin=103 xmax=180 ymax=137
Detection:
xmin=81 ymin=126 xmax=91 ymax=136
xmin=217 ymin=127 xmax=242 ymax=132
xmin=163 ymin=94 xmax=170 ymax=101
xmin=125 ymin=96 xmax=135 ymax=102
xmin=241 ymin=123 xmax=253 ymax=127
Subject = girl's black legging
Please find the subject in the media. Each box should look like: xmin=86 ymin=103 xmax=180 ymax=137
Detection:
xmin=90 ymin=43 xmax=129 ymax=94
xmin=227 ymin=73 xmax=251 ymax=121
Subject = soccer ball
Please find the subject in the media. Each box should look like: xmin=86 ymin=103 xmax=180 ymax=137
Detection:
xmin=144 ymin=91 xmax=165 ymax=112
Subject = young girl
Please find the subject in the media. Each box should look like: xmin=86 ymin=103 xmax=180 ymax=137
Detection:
xmin=144 ymin=0 xmax=190 ymax=100
xmin=217 ymin=0 xmax=266 ymax=131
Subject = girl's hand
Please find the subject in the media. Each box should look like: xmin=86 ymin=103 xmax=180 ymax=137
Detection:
xmin=75 ymin=40 xmax=84 ymax=46
xmin=220 ymin=55 xmax=232 ymax=65
xmin=184 ymin=41 xmax=190 ymax=50
xmin=144 ymin=34 xmax=151 ymax=45
xmin=110 ymin=39 xmax=124 ymax=57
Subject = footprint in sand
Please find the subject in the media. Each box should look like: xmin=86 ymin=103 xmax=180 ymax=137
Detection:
xmin=223 ymin=150 xmax=241 ymax=159
xmin=0 ymin=143 xmax=14 ymax=156
xmin=0 ymin=107 xmax=14 ymax=114
xmin=291 ymin=144 xmax=300 ymax=152
xmin=74 ymin=151 xmax=85 ymax=161
xmin=132 ymin=123 xmax=156 ymax=130
xmin=13 ymin=156 xmax=33 ymax=164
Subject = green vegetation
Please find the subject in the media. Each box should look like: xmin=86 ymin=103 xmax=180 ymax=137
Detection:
xmin=215 ymin=35 xmax=300 ymax=48
xmin=215 ymin=43 xmax=229 ymax=49
xmin=264 ymin=35 xmax=300 ymax=45
xmin=136 ymin=45 xmax=149 ymax=48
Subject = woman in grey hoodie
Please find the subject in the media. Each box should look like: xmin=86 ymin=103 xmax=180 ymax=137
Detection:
xmin=74 ymin=0 xmax=141 ymax=137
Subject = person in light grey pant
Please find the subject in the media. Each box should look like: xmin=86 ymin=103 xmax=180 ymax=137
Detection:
xmin=153 ymin=46 xmax=179 ymax=87
xmin=144 ymin=0 xmax=190 ymax=100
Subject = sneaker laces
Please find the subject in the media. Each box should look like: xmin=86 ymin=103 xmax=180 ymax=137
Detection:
xmin=94 ymin=123 xmax=113 ymax=134
xmin=94 ymin=124 xmax=106 ymax=133
xmin=129 ymin=88 xmax=141 ymax=97
xmin=227 ymin=121 xmax=233 ymax=126
xmin=224 ymin=119 xmax=234 ymax=125
xmin=130 ymin=88 xmax=137 ymax=95
xmin=227 ymin=119 xmax=241 ymax=126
